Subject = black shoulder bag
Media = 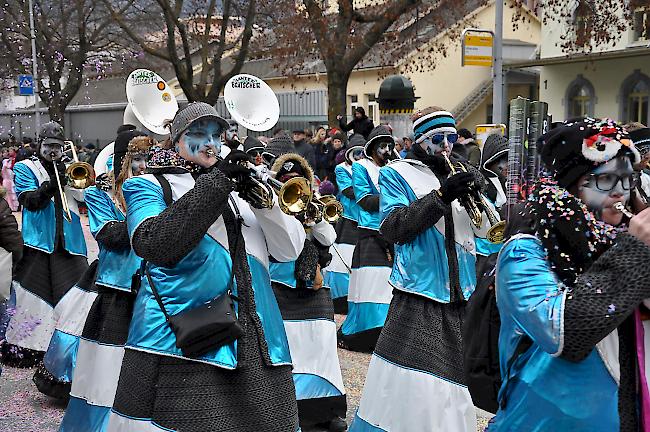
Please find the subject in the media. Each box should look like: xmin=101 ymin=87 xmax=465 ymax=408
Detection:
xmin=143 ymin=174 xmax=243 ymax=358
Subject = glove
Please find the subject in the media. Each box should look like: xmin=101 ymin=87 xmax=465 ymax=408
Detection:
xmin=217 ymin=150 xmax=252 ymax=180
xmin=438 ymin=172 xmax=475 ymax=204
xmin=421 ymin=154 xmax=451 ymax=176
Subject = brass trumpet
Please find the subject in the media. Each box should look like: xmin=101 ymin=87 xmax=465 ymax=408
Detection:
xmin=55 ymin=142 xmax=96 ymax=222
xmin=441 ymin=152 xmax=504 ymax=244
xmin=306 ymin=194 xmax=344 ymax=224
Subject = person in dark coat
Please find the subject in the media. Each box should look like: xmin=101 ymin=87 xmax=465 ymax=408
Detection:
xmin=292 ymin=130 xmax=316 ymax=168
xmin=455 ymin=128 xmax=481 ymax=167
xmin=337 ymin=107 xmax=374 ymax=139
xmin=0 ymin=187 xmax=22 ymax=356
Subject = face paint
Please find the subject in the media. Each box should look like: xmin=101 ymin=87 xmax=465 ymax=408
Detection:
xmin=487 ymin=155 xmax=508 ymax=178
xmin=40 ymin=142 xmax=63 ymax=162
xmin=579 ymin=156 xmax=634 ymax=218
xmin=374 ymin=141 xmax=394 ymax=166
xmin=225 ymin=124 xmax=239 ymax=143
xmin=177 ymin=118 xmax=222 ymax=167
xmin=130 ymin=154 xmax=147 ymax=176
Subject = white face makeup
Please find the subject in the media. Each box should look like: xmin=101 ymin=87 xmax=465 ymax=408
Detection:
xmin=177 ymin=118 xmax=222 ymax=168
xmin=225 ymin=124 xmax=239 ymax=143
xmin=130 ymin=154 xmax=147 ymax=176
xmin=579 ymin=156 xmax=634 ymax=224
xmin=40 ymin=142 xmax=63 ymax=162
xmin=374 ymin=140 xmax=395 ymax=166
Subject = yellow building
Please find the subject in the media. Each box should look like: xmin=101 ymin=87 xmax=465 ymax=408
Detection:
xmin=238 ymin=0 xmax=540 ymax=130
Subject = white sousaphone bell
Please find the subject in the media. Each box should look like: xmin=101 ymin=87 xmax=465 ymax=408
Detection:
xmin=224 ymin=74 xmax=280 ymax=132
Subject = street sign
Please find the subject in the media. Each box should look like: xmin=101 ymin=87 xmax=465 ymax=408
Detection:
xmin=461 ymin=29 xmax=494 ymax=67
xmin=18 ymin=74 xmax=34 ymax=96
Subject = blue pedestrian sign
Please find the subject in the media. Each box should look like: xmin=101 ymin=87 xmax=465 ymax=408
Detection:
xmin=18 ymin=74 xmax=34 ymax=96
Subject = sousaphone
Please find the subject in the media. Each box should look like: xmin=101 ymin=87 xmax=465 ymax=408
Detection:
xmin=125 ymin=69 xmax=179 ymax=136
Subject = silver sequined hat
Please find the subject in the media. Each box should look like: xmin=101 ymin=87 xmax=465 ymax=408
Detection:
xmin=170 ymin=102 xmax=229 ymax=144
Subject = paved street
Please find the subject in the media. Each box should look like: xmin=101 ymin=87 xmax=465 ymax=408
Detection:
xmin=0 ymin=213 xmax=492 ymax=431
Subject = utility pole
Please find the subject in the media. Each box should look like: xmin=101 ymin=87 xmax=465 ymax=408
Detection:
xmin=28 ymin=0 xmax=40 ymax=135
xmin=493 ymin=0 xmax=504 ymax=124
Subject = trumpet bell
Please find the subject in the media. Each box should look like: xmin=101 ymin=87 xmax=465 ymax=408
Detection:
xmin=318 ymin=195 xmax=343 ymax=223
xmin=66 ymin=161 xmax=96 ymax=189
xmin=278 ymin=177 xmax=312 ymax=215
xmin=486 ymin=220 xmax=506 ymax=244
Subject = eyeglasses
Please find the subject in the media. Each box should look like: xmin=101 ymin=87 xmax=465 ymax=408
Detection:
xmin=585 ymin=172 xmax=640 ymax=191
xmin=426 ymin=133 xmax=459 ymax=145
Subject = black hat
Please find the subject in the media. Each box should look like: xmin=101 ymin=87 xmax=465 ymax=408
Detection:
xmin=243 ymin=136 xmax=264 ymax=154
xmin=114 ymin=129 xmax=147 ymax=176
xmin=481 ymin=134 xmax=509 ymax=171
xmin=38 ymin=121 xmax=65 ymax=146
xmin=264 ymin=133 xmax=295 ymax=159
xmin=629 ymin=127 xmax=650 ymax=155
xmin=271 ymin=153 xmax=314 ymax=184
xmin=292 ymin=129 xmax=306 ymax=135
xmin=117 ymin=124 xmax=137 ymax=134
xmin=364 ymin=125 xmax=395 ymax=158
xmin=538 ymin=118 xmax=640 ymax=188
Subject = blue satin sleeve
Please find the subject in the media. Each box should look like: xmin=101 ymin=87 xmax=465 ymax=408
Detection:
xmin=85 ymin=187 xmax=123 ymax=237
xmin=335 ymin=165 xmax=352 ymax=191
xmin=378 ymin=166 xmax=413 ymax=222
xmin=352 ymin=162 xmax=376 ymax=202
xmin=14 ymin=162 xmax=39 ymax=195
xmin=496 ymin=236 xmax=566 ymax=356
xmin=123 ymin=176 xmax=167 ymax=239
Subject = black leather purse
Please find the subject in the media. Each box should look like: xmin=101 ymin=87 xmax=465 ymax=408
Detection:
xmin=145 ymin=269 xmax=243 ymax=358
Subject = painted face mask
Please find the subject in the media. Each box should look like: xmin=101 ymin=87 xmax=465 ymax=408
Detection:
xmin=225 ymin=124 xmax=239 ymax=143
xmin=419 ymin=132 xmax=458 ymax=155
xmin=40 ymin=142 xmax=63 ymax=162
xmin=131 ymin=154 xmax=147 ymax=176
xmin=177 ymin=118 xmax=223 ymax=167
xmin=375 ymin=140 xmax=395 ymax=165
xmin=579 ymin=156 xmax=635 ymax=212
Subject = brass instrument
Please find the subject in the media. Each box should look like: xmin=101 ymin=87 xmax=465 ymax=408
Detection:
xmin=209 ymin=149 xmax=313 ymax=214
xmin=441 ymin=151 xmax=505 ymax=244
xmin=64 ymin=141 xmax=96 ymax=189
xmin=614 ymin=202 xmax=634 ymax=218
xmin=52 ymin=160 xmax=73 ymax=223
xmin=305 ymin=194 xmax=344 ymax=224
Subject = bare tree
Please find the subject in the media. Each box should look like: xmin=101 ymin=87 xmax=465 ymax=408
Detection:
xmin=103 ymin=0 xmax=262 ymax=104
xmin=0 ymin=0 xmax=131 ymax=123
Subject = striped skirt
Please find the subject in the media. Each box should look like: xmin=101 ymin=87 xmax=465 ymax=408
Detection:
xmin=2 ymin=246 xmax=87 ymax=367
xmin=35 ymin=261 xmax=99 ymax=400
xmin=59 ymin=282 xmax=135 ymax=431
xmin=350 ymin=290 xmax=477 ymax=431
xmin=325 ymin=217 xmax=358 ymax=314
xmin=272 ymin=283 xmax=347 ymax=426
xmin=338 ymin=229 xmax=392 ymax=353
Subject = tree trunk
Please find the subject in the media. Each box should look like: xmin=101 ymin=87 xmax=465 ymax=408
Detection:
xmin=48 ymin=103 xmax=65 ymax=125
xmin=327 ymin=71 xmax=351 ymax=128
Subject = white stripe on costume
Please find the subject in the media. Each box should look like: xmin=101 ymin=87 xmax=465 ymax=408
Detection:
xmin=71 ymin=339 xmax=125 ymax=407
xmin=327 ymin=243 xmax=354 ymax=274
xmin=5 ymin=281 xmax=56 ymax=351
xmin=284 ymin=320 xmax=346 ymax=395
xmin=53 ymin=286 xmax=98 ymax=335
xmin=354 ymin=354 xmax=476 ymax=432
xmin=348 ymin=267 xmax=393 ymax=304
xmin=107 ymin=412 xmax=165 ymax=432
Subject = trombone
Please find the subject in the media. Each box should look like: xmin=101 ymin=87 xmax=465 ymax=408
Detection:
xmin=306 ymin=194 xmax=344 ymax=224
xmin=56 ymin=142 xmax=96 ymax=222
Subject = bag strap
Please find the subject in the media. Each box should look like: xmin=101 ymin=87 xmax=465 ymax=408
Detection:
xmin=499 ymin=335 xmax=532 ymax=409
xmin=143 ymin=194 xmax=243 ymax=322
xmin=153 ymin=173 xmax=173 ymax=206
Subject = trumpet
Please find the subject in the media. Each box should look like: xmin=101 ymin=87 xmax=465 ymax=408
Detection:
xmin=306 ymin=194 xmax=344 ymax=224
xmin=209 ymin=149 xmax=312 ymax=214
xmin=441 ymin=152 xmax=504 ymax=244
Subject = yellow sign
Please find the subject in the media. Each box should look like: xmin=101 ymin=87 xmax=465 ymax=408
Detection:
xmin=475 ymin=124 xmax=506 ymax=147
xmin=463 ymin=33 xmax=494 ymax=67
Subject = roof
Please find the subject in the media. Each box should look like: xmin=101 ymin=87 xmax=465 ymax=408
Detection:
xmin=505 ymin=45 xmax=650 ymax=69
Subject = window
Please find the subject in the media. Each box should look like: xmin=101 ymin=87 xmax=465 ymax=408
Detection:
xmin=573 ymin=1 xmax=593 ymax=48
xmin=621 ymin=70 xmax=650 ymax=124
xmin=633 ymin=7 xmax=650 ymax=42
xmin=366 ymin=93 xmax=380 ymax=125
xmin=565 ymin=75 xmax=595 ymax=118
xmin=349 ymin=95 xmax=358 ymax=117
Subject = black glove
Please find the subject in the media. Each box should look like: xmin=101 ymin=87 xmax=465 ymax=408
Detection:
xmin=438 ymin=172 xmax=475 ymax=204
xmin=217 ymin=150 xmax=252 ymax=180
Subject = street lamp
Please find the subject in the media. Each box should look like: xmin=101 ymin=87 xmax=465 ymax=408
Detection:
xmin=28 ymin=0 xmax=40 ymax=135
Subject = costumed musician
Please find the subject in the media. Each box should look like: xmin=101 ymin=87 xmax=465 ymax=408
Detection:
xmin=349 ymin=107 xmax=491 ymax=431
xmin=2 ymin=122 xmax=88 ymax=386
xmin=490 ymin=118 xmax=650 ymax=430
xmin=107 ymin=102 xmax=305 ymax=432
